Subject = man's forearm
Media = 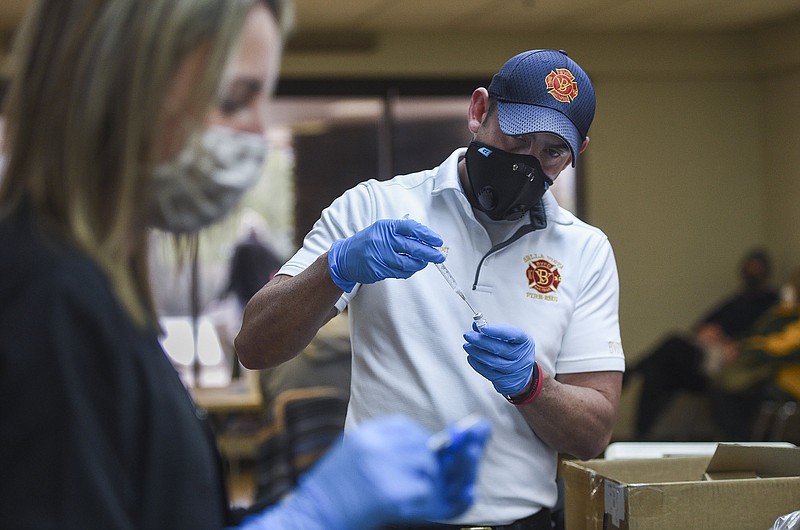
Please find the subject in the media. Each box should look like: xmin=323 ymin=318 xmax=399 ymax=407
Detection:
xmin=515 ymin=370 xmax=622 ymax=460
xmin=235 ymin=254 xmax=342 ymax=369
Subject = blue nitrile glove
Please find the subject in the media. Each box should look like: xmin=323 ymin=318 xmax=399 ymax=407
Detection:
xmin=327 ymin=218 xmax=445 ymax=292
xmin=235 ymin=415 xmax=491 ymax=530
xmin=433 ymin=417 xmax=493 ymax=517
xmin=463 ymin=323 xmax=535 ymax=396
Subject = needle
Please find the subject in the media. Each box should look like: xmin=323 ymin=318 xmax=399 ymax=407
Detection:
xmin=401 ymin=214 xmax=488 ymax=330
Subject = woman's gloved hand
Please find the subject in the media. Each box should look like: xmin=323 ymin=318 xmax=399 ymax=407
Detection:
xmin=236 ymin=414 xmax=491 ymax=530
xmin=431 ymin=416 xmax=492 ymax=517
xmin=463 ymin=323 xmax=535 ymax=397
xmin=327 ymin=218 xmax=445 ymax=292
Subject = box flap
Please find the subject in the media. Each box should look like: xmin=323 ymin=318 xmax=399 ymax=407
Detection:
xmin=566 ymin=456 xmax=710 ymax=484
xmin=705 ymin=444 xmax=800 ymax=478
xmin=562 ymin=453 xmax=800 ymax=530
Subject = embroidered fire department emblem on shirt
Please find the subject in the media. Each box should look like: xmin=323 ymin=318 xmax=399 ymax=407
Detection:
xmin=545 ymin=69 xmax=578 ymax=103
xmin=527 ymin=259 xmax=562 ymax=294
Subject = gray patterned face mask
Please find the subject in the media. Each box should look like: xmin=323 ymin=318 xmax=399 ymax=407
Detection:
xmin=148 ymin=125 xmax=266 ymax=233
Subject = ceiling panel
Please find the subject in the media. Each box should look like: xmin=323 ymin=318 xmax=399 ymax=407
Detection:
xmin=291 ymin=0 xmax=800 ymax=33
xmin=583 ymin=0 xmax=800 ymax=31
xmin=1 ymin=0 xmax=800 ymax=33
xmin=293 ymin=0 xmax=390 ymax=30
xmin=0 ymin=0 xmax=29 ymax=32
xmin=676 ymin=0 xmax=800 ymax=30
xmin=449 ymin=0 xmax=641 ymax=33
xmin=352 ymin=0 xmax=496 ymax=32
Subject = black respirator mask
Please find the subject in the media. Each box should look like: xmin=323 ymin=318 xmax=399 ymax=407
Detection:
xmin=465 ymin=141 xmax=553 ymax=221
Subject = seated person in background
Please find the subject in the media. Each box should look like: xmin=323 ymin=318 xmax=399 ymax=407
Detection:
xmin=629 ymin=248 xmax=779 ymax=440
xmin=224 ymin=227 xmax=284 ymax=311
xmin=711 ymin=266 xmax=800 ymax=440
xmin=221 ymin=225 xmax=284 ymax=378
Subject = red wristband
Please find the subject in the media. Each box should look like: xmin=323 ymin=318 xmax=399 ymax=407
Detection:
xmin=505 ymin=363 xmax=542 ymax=406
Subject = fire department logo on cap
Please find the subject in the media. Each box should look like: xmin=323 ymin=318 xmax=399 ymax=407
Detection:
xmin=545 ymin=68 xmax=578 ymax=103
xmin=527 ymin=259 xmax=562 ymax=294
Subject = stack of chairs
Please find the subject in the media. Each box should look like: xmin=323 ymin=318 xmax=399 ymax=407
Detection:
xmin=251 ymin=386 xmax=349 ymax=507
xmin=751 ymin=400 xmax=800 ymax=444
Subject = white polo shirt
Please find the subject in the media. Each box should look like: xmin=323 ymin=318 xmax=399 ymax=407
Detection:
xmin=279 ymin=148 xmax=625 ymax=525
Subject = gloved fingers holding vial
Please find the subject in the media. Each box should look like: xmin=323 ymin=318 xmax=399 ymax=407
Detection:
xmin=328 ymin=218 xmax=445 ymax=292
xmin=463 ymin=323 xmax=536 ymax=397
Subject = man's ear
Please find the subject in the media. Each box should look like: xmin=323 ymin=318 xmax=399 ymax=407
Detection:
xmin=579 ymin=136 xmax=590 ymax=154
xmin=467 ymin=88 xmax=490 ymax=135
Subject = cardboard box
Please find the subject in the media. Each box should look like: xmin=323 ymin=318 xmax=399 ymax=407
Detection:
xmin=560 ymin=444 xmax=800 ymax=529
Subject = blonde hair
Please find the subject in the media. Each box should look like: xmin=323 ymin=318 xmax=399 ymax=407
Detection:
xmin=0 ymin=0 xmax=259 ymax=326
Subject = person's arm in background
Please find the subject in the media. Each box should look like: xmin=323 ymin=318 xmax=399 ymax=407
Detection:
xmin=714 ymin=306 xmax=800 ymax=399
xmin=235 ymin=218 xmax=445 ymax=369
xmin=739 ymin=308 xmax=800 ymax=357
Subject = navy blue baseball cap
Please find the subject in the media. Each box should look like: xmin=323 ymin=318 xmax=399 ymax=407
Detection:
xmin=488 ymin=49 xmax=595 ymax=166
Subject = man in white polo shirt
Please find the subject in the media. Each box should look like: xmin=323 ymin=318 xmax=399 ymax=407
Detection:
xmin=236 ymin=49 xmax=625 ymax=530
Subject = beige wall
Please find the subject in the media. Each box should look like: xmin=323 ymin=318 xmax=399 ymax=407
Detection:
xmin=281 ymin=18 xmax=800 ymax=362
xmin=2 ymin=12 xmax=796 ymax=361
xmin=760 ymin=20 xmax=800 ymax=288
xmin=0 ymin=7 xmax=796 ymax=439
xmin=0 ymin=4 xmax=797 ymax=364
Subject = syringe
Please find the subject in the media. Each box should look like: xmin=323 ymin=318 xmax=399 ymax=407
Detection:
xmin=401 ymin=214 xmax=487 ymax=330
xmin=434 ymin=262 xmax=488 ymax=331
